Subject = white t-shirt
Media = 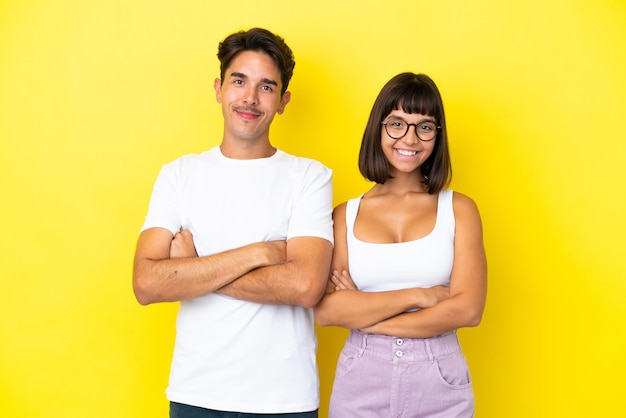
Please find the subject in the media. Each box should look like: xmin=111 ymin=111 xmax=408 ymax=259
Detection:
xmin=141 ymin=147 xmax=333 ymax=413
xmin=345 ymin=190 xmax=455 ymax=293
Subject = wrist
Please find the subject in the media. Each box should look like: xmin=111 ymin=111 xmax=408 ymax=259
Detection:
xmin=411 ymin=287 xmax=431 ymax=309
xmin=246 ymin=242 xmax=270 ymax=267
xmin=399 ymin=288 xmax=423 ymax=311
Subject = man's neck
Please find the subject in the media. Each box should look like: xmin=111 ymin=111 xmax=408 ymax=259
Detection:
xmin=219 ymin=139 xmax=276 ymax=160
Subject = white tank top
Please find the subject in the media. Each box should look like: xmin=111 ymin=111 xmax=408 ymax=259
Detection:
xmin=346 ymin=189 xmax=455 ymax=292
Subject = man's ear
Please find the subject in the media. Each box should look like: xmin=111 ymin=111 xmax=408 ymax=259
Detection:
xmin=277 ymin=91 xmax=291 ymax=115
xmin=214 ymin=78 xmax=222 ymax=103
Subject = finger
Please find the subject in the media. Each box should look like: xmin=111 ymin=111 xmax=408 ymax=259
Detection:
xmin=336 ymin=273 xmax=352 ymax=284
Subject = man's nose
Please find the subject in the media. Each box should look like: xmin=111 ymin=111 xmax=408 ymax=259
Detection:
xmin=243 ymin=87 xmax=258 ymax=105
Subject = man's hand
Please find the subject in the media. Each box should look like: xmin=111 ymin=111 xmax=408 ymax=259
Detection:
xmin=170 ymin=230 xmax=198 ymax=258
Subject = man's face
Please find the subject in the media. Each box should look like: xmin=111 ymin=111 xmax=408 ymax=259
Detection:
xmin=215 ymin=50 xmax=291 ymax=143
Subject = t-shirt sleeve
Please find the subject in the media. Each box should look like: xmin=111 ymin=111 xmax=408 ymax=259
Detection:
xmin=139 ymin=162 xmax=181 ymax=235
xmin=287 ymin=161 xmax=334 ymax=244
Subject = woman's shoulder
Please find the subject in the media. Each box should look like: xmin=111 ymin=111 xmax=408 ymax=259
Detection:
xmin=333 ymin=201 xmax=347 ymax=218
xmin=450 ymin=190 xmax=478 ymax=206
xmin=450 ymin=190 xmax=482 ymax=222
xmin=333 ymin=193 xmax=364 ymax=222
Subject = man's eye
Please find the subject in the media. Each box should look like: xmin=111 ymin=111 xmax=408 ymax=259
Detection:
xmin=261 ymin=85 xmax=273 ymax=92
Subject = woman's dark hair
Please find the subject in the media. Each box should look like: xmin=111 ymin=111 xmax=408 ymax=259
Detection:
xmin=358 ymin=72 xmax=452 ymax=193
xmin=217 ymin=27 xmax=295 ymax=95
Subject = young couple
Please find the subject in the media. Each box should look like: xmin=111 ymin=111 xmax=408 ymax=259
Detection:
xmin=133 ymin=27 xmax=487 ymax=418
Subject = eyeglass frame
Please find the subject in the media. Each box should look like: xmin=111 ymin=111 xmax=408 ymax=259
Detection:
xmin=381 ymin=118 xmax=441 ymax=142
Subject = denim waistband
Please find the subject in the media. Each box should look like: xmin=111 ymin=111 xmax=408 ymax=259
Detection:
xmin=345 ymin=329 xmax=462 ymax=362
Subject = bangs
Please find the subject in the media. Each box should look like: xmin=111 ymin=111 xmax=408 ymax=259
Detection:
xmin=392 ymin=82 xmax=440 ymax=118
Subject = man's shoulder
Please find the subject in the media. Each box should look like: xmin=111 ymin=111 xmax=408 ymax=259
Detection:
xmin=275 ymin=149 xmax=331 ymax=173
xmin=162 ymin=148 xmax=218 ymax=168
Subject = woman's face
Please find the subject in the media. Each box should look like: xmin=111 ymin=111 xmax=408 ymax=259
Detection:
xmin=380 ymin=109 xmax=437 ymax=177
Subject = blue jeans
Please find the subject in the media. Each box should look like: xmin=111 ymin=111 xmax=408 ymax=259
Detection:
xmin=170 ymin=402 xmax=318 ymax=418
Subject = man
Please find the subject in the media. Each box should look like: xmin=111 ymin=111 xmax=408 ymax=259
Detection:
xmin=133 ymin=28 xmax=333 ymax=418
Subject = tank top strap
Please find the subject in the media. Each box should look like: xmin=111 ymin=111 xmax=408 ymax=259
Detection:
xmin=344 ymin=195 xmax=364 ymax=237
xmin=437 ymin=189 xmax=455 ymax=236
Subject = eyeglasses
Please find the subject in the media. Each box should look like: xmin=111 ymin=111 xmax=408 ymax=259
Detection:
xmin=381 ymin=118 xmax=440 ymax=141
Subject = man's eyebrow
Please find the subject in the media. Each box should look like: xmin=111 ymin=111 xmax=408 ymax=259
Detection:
xmin=230 ymin=71 xmax=247 ymax=79
xmin=229 ymin=72 xmax=278 ymax=87
xmin=260 ymin=78 xmax=278 ymax=86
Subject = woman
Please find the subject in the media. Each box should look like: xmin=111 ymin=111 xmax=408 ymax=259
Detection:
xmin=314 ymin=73 xmax=487 ymax=417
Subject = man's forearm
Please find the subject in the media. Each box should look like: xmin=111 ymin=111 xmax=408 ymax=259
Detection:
xmin=217 ymin=237 xmax=332 ymax=308
xmin=216 ymin=260 xmax=321 ymax=307
xmin=133 ymin=228 xmax=286 ymax=305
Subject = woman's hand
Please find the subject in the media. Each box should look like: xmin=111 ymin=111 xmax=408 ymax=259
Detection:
xmin=330 ymin=269 xmax=358 ymax=291
xmin=421 ymin=285 xmax=450 ymax=308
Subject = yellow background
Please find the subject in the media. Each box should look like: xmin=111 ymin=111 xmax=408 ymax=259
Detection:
xmin=1 ymin=0 xmax=625 ymax=416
